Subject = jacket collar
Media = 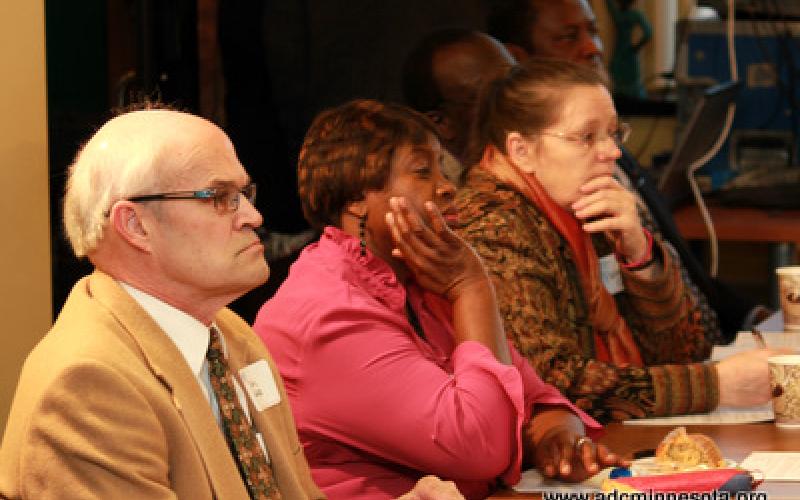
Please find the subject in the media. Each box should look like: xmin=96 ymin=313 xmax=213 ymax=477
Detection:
xmin=86 ymin=270 xmax=250 ymax=498
xmin=321 ymin=226 xmax=406 ymax=311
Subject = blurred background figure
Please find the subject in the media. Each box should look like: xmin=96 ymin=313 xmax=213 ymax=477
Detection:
xmin=606 ymin=0 xmax=652 ymax=99
xmin=402 ymin=28 xmax=514 ymax=182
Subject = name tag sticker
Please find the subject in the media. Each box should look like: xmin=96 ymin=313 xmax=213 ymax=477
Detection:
xmin=599 ymin=254 xmax=625 ymax=295
xmin=239 ymin=360 xmax=280 ymax=411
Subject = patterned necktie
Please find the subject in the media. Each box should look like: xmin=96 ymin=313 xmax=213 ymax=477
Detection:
xmin=206 ymin=327 xmax=282 ymax=499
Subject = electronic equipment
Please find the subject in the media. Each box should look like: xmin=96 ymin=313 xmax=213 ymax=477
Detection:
xmin=700 ymin=0 xmax=800 ymax=20
xmin=659 ymin=81 xmax=741 ymax=206
xmin=676 ymin=20 xmax=800 ymax=190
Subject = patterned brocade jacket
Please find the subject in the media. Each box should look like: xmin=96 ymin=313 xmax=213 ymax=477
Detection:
xmin=455 ymin=167 xmax=717 ymax=423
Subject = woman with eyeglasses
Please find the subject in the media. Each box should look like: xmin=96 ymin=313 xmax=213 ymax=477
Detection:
xmin=456 ymin=57 xmax=781 ymax=423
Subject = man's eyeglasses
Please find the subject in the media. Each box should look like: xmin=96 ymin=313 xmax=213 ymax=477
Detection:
xmin=540 ymin=122 xmax=631 ymax=151
xmin=127 ymin=183 xmax=257 ymax=214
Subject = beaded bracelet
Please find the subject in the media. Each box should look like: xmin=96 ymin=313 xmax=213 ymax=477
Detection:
xmin=616 ymin=228 xmax=655 ymax=271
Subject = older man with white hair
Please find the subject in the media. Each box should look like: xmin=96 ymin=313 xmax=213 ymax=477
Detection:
xmin=0 ymin=108 xmax=464 ymax=500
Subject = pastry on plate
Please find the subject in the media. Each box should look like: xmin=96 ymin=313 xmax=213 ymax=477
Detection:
xmin=655 ymin=426 xmax=726 ymax=470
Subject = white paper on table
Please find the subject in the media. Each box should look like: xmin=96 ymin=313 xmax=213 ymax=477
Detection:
xmin=623 ymin=404 xmax=774 ymax=426
xmin=755 ymin=309 xmax=784 ymax=333
xmin=512 ymin=467 xmax=608 ymax=493
xmin=739 ymin=452 xmax=800 ymax=481
xmin=712 ymin=328 xmax=800 ymax=362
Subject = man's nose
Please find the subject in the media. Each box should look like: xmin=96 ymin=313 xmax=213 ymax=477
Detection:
xmin=236 ymin=194 xmax=264 ymax=229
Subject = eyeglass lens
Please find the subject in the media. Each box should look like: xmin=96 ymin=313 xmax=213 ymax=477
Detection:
xmin=218 ymin=183 xmax=256 ymax=212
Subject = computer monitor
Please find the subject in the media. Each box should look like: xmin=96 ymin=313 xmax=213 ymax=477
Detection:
xmin=657 ymin=80 xmax=741 ymax=207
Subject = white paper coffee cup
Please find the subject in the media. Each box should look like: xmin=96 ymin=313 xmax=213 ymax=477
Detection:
xmin=768 ymin=354 xmax=800 ymax=428
xmin=776 ymin=266 xmax=800 ymax=331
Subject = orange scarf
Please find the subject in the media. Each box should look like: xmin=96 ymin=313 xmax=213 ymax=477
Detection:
xmin=479 ymin=147 xmax=643 ymax=367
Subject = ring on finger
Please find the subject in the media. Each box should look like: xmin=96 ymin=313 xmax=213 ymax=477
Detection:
xmin=575 ymin=436 xmax=592 ymax=450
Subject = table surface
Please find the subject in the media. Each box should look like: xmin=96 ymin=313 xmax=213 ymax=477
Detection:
xmin=489 ymin=422 xmax=800 ymax=499
xmin=672 ymin=204 xmax=800 ymax=244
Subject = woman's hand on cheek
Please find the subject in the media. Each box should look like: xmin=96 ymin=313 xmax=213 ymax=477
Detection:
xmin=571 ymin=176 xmax=648 ymax=263
xmin=385 ymin=197 xmax=487 ymax=300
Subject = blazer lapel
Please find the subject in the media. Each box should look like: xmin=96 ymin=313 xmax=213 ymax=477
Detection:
xmin=86 ymin=271 xmax=250 ymax=499
xmin=218 ymin=312 xmax=320 ymax=499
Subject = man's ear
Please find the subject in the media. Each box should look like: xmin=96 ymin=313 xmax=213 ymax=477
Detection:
xmin=504 ymin=43 xmax=529 ymax=63
xmin=109 ymin=201 xmax=152 ymax=252
xmin=425 ymin=111 xmax=455 ymax=141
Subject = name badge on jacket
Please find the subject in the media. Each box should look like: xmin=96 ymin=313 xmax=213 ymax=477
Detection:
xmin=239 ymin=360 xmax=281 ymax=411
xmin=599 ymin=254 xmax=625 ymax=295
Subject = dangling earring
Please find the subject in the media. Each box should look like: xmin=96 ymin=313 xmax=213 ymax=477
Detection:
xmin=359 ymin=214 xmax=367 ymax=257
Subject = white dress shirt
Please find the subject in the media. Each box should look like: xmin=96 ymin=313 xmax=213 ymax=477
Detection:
xmin=120 ymin=282 xmax=268 ymax=457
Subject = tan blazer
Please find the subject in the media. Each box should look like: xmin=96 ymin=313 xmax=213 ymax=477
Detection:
xmin=0 ymin=271 xmax=324 ymax=500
